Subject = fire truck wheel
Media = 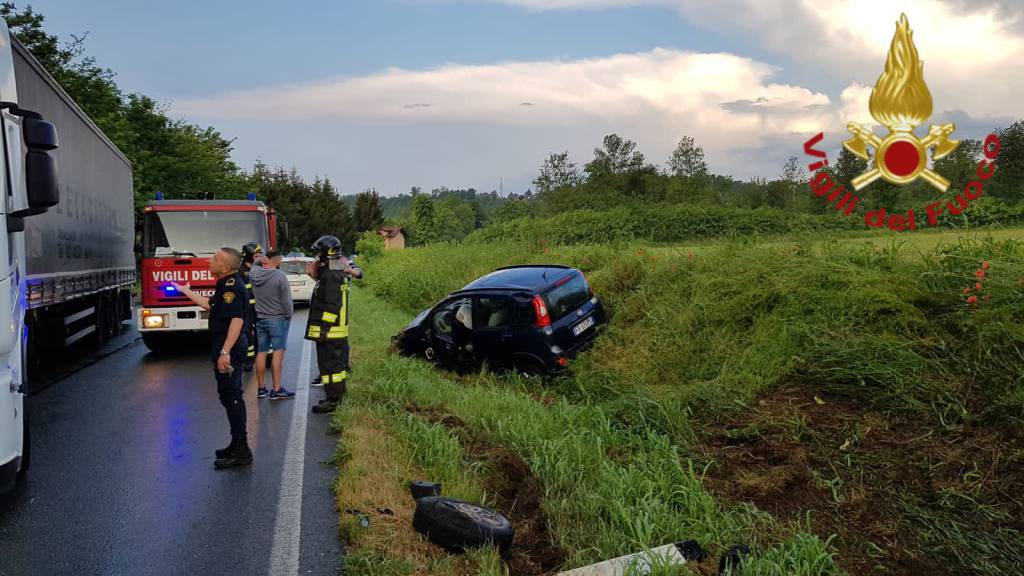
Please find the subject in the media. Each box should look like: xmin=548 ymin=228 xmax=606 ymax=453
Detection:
xmin=141 ymin=332 xmax=176 ymax=354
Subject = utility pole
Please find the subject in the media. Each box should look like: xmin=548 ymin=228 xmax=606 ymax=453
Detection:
xmin=499 ymin=177 xmax=503 ymax=196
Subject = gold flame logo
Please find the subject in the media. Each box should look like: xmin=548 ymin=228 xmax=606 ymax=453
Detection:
xmin=844 ymin=13 xmax=959 ymax=191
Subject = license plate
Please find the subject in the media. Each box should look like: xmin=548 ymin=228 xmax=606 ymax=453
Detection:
xmin=289 ymin=281 xmax=303 ymax=287
xmin=572 ymin=315 xmax=595 ymax=336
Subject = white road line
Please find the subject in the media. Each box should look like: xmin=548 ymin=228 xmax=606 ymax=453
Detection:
xmin=268 ymin=338 xmax=312 ymax=576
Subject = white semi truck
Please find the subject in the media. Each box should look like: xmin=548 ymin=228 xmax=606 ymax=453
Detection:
xmin=0 ymin=23 xmax=135 ymax=494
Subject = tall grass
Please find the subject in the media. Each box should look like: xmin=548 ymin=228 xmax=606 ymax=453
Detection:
xmin=361 ymin=234 xmax=1024 ymax=429
xmin=348 ymin=231 xmax=1024 ymax=574
xmin=347 ymin=283 xmax=842 ymax=573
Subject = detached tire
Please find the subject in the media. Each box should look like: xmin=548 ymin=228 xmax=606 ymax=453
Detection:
xmin=412 ymin=497 xmax=514 ymax=553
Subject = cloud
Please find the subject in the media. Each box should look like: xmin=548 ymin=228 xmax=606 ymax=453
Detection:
xmin=174 ymin=0 xmax=1021 ymax=192
xmin=486 ymin=0 xmax=1023 ymax=121
xmin=174 ymin=48 xmax=838 ymax=181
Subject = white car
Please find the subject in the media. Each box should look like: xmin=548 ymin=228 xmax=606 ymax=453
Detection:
xmin=281 ymin=257 xmax=316 ymax=304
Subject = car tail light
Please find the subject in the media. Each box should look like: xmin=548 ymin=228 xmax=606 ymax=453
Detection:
xmin=532 ymin=295 xmax=550 ymax=328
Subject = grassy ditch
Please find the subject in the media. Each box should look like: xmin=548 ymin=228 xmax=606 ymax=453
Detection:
xmin=338 ymin=230 xmax=1024 ymax=575
xmin=338 ymin=283 xmax=839 ymax=575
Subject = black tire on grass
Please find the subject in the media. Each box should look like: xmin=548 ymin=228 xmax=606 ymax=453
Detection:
xmin=412 ymin=496 xmax=514 ymax=553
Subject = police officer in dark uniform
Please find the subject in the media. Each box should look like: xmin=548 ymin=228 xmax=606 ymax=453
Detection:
xmin=305 ymin=235 xmax=362 ymax=414
xmin=240 ymin=242 xmax=263 ymax=372
xmin=173 ymin=246 xmax=253 ymax=469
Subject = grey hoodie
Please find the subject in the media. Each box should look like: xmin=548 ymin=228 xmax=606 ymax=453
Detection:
xmin=250 ymin=264 xmax=294 ymax=320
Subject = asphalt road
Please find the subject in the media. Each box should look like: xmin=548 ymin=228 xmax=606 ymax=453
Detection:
xmin=0 ymin=309 xmax=343 ymax=576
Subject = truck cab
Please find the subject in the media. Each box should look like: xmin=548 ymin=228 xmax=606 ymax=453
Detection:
xmin=138 ymin=198 xmax=279 ymax=353
xmin=0 ymin=23 xmax=64 ymax=494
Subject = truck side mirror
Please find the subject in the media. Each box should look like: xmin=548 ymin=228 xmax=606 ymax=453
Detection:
xmin=25 ymin=148 xmax=59 ymax=209
xmin=7 ymin=109 xmax=60 ymax=215
xmin=22 ymin=116 xmax=58 ymax=150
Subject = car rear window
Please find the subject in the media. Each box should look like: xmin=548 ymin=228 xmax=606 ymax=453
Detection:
xmin=544 ymin=273 xmax=590 ymax=321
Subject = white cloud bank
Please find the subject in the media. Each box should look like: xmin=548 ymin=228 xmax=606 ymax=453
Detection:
xmin=174 ymin=0 xmax=1022 ymax=192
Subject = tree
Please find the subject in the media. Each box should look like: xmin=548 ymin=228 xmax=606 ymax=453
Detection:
xmin=779 ymin=155 xmax=805 ymax=207
xmin=585 ymin=134 xmax=647 ymax=179
xmin=667 ymin=136 xmax=709 ymax=180
xmin=435 ymin=197 xmax=476 ymax=242
xmin=989 ymin=120 xmax=1024 ymax=203
xmin=533 ymin=151 xmax=581 ymax=194
xmin=353 ymin=188 xmax=385 ymax=233
xmin=934 ymin=139 xmax=983 ymax=198
xmin=2 ymin=3 xmax=247 ymax=228
xmin=832 ymin=147 xmax=869 ymax=186
xmin=410 ymin=195 xmax=440 ymax=245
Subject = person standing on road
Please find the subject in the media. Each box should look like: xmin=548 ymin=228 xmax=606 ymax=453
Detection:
xmin=172 ymin=247 xmax=253 ymax=469
xmin=251 ymin=249 xmax=295 ymax=400
xmin=305 ymin=236 xmax=363 ymax=414
xmin=240 ymin=242 xmax=263 ymax=372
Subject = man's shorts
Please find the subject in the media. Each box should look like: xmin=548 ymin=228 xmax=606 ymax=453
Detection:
xmin=256 ymin=318 xmax=290 ymax=353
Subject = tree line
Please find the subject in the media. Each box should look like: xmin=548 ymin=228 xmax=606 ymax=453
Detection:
xmin=1 ymin=3 xmax=378 ymax=253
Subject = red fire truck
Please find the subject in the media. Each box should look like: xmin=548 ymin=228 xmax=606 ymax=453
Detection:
xmin=138 ymin=194 xmax=281 ymax=353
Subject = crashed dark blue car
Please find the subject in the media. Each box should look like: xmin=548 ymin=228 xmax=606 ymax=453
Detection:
xmin=391 ymin=265 xmax=606 ymax=375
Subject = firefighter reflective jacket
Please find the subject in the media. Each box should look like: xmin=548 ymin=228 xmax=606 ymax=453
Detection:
xmin=305 ymin=268 xmax=350 ymax=341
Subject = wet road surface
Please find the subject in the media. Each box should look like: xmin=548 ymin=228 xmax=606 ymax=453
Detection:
xmin=0 ymin=309 xmax=343 ymax=576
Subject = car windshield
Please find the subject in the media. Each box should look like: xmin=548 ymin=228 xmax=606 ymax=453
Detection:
xmin=544 ymin=273 xmax=590 ymax=321
xmin=143 ymin=211 xmax=266 ymax=257
xmin=280 ymin=261 xmax=310 ymax=275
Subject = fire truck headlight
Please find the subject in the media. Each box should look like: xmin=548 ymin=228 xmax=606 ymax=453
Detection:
xmin=142 ymin=313 xmax=168 ymax=329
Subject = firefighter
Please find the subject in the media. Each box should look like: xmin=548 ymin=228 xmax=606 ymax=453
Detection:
xmin=240 ymin=241 xmax=262 ymax=372
xmin=306 ymin=235 xmax=363 ymax=414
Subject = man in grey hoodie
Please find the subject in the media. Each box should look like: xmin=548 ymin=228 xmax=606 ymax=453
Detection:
xmin=251 ymin=249 xmax=295 ymax=399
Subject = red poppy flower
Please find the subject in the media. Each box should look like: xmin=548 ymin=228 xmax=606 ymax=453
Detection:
xmin=967 ymin=295 xmax=978 ymax=304
xmin=982 ymin=261 xmax=990 ymax=270
xmin=962 ymin=287 xmax=971 ymax=295
xmin=975 ymin=269 xmax=985 ymax=279
xmin=975 ymin=282 xmax=983 ymax=290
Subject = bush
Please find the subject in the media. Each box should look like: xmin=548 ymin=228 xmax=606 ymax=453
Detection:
xmin=355 ymin=230 xmax=384 ymax=262
xmin=467 ymin=204 xmax=861 ymax=246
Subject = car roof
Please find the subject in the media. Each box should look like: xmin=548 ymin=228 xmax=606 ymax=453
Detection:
xmin=456 ymin=265 xmax=575 ymax=293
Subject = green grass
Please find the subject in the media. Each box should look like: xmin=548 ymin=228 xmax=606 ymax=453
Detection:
xmin=340 ymin=227 xmax=1024 ymax=574
xmin=346 ymin=283 xmax=841 ymax=574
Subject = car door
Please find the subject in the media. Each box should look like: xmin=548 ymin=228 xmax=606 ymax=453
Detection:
xmin=470 ymin=295 xmax=519 ymax=371
xmin=427 ymin=297 xmax=476 ymax=372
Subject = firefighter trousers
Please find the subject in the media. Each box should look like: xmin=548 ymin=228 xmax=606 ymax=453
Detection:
xmin=316 ymin=338 xmax=349 ymax=402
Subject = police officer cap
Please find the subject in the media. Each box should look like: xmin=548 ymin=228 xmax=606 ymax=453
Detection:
xmin=312 ymin=235 xmax=342 ymax=260
xmin=241 ymin=242 xmax=263 ymax=263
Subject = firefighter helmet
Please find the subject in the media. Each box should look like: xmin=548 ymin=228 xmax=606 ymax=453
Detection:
xmin=241 ymin=242 xmax=263 ymax=263
xmin=311 ymin=235 xmax=342 ymax=261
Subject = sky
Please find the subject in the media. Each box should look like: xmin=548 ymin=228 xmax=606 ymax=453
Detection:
xmin=27 ymin=0 xmax=1024 ymax=197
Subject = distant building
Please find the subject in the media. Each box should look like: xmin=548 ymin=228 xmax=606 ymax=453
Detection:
xmin=377 ymin=226 xmax=407 ymax=250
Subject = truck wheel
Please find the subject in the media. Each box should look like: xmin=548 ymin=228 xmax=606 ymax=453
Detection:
xmin=92 ymin=298 xmax=109 ymax=345
xmin=18 ymin=403 xmax=29 ymax=477
xmin=412 ymin=496 xmax=514 ymax=553
xmin=141 ymin=332 xmax=175 ymax=354
xmin=109 ymin=295 xmax=123 ymax=337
